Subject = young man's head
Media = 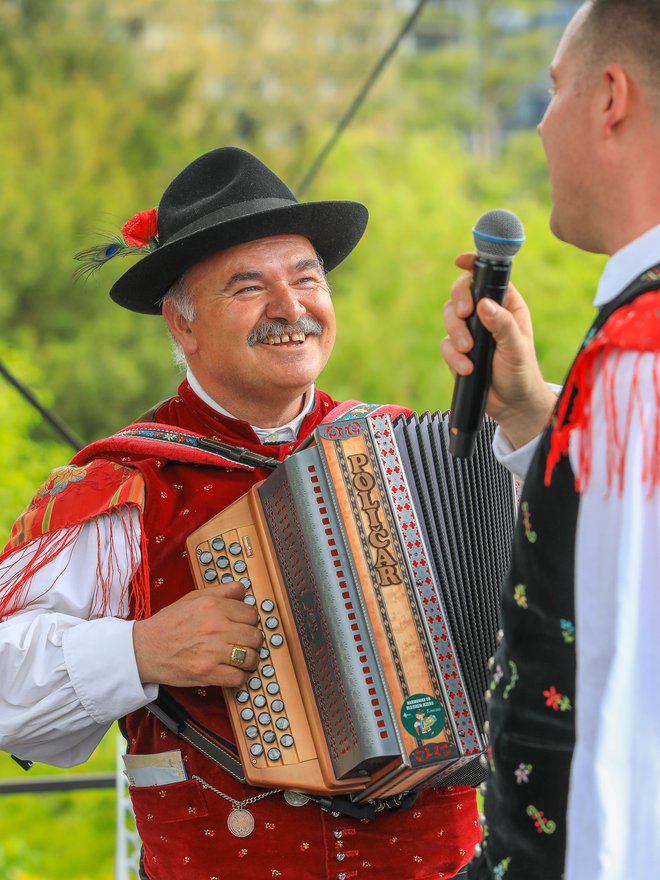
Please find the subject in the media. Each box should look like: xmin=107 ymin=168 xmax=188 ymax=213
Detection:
xmin=538 ymin=0 xmax=660 ymax=255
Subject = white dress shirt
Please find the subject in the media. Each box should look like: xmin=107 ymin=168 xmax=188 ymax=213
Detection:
xmin=186 ymin=370 xmax=316 ymax=443
xmin=494 ymin=223 xmax=660 ymax=880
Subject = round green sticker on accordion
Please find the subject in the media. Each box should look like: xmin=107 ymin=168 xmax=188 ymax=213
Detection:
xmin=401 ymin=694 xmax=446 ymax=739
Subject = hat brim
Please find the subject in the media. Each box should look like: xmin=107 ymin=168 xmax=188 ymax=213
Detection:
xmin=109 ymin=200 xmax=368 ymax=314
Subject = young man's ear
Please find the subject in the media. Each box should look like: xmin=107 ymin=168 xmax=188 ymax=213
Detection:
xmin=601 ymin=63 xmax=631 ymax=138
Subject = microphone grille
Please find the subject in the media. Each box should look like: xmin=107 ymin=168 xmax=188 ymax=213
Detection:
xmin=472 ymin=209 xmax=525 ymax=260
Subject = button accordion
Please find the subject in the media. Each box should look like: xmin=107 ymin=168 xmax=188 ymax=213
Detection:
xmin=186 ymin=409 xmax=516 ymax=801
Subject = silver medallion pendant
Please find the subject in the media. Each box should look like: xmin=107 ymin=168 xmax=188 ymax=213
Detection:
xmin=227 ymin=808 xmax=255 ymax=838
xmin=284 ymin=790 xmax=310 ymax=807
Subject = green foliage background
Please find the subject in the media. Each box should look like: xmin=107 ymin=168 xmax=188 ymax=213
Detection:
xmin=0 ymin=1 xmax=599 ymax=877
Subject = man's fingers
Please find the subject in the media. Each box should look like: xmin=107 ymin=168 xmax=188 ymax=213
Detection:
xmin=227 ymin=642 xmax=261 ymax=671
xmin=440 ymin=336 xmax=474 ymax=377
xmin=454 ymin=252 xmax=477 ymax=271
xmin=475 ymin=292 xmax=526 ymax=355
xmin=228 ymin=620 xmax=265 ymax=654
xmin=448 ymin=271 xmax=476 ymax=321
xmin=198 ymin=582 xmax=260 ymax=626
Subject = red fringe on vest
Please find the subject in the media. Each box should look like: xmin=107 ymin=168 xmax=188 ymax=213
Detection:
xmin=0 ymin=463 xmax=150 ymax=623
xmin=545 ymin=290 xmax=660 ymax=495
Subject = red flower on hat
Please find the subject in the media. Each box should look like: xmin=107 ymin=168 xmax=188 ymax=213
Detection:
xmin=121 ymin=208 xmax=159 ymax=247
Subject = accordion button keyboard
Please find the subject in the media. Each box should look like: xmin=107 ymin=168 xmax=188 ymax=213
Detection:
xmin=192 ymin=525 xmax=309 ymax=774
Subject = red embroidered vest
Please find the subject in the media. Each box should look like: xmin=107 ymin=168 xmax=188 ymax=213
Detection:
xmin=5 ymin=381 xmax=478 ymax=879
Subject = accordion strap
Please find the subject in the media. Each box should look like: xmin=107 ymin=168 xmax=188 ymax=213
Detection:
xmin=115 ymin=425 xmax=281 ymax=471
xmin=146 ymin=692 xmax=418 ymax=819
xmin=148 ymin=691 xmax=246 ymax=783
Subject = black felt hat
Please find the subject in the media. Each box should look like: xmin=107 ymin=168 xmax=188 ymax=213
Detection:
xmin=108 ymin=147 xmax=368 ymax=314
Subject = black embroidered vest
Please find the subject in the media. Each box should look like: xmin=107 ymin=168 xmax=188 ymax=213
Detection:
xmin=469 ymin=266 xmax=660 ymax=880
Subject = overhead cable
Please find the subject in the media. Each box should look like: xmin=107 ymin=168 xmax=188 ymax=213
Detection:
xmin=0 ymin=358 xmax=84 ymax=452
xmin=296 ymin=0 xmax=431 ymax=195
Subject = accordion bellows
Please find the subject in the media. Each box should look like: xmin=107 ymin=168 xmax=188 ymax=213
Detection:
xmin=187 ymin=410 xmax=516 ymax=801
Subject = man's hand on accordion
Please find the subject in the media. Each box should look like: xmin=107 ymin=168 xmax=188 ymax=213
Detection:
xmin=132 ymin=581 xmax=264 ymax=688
xmin=440 ymin=252 xmax=557 ymax=450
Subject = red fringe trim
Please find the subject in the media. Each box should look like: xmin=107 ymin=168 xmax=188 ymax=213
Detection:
xmin=546 ymin=291 xmax=660 ymax=494
xmin=0 ymin=504 xmax=151 ymax=623
xmin=545 ymin=347 xmax=660 ymax=496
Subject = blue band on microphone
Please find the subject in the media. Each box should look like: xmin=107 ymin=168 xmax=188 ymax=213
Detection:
xmin=472 ymin=229 xmax=526 ymax=246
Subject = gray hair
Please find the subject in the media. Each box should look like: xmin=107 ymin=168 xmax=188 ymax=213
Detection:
xmin=161 ymin=273 xmax=196 ymax=369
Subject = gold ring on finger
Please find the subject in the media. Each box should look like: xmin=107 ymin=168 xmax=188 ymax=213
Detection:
xmin=230 ymin=645 xmax=248 ymax=667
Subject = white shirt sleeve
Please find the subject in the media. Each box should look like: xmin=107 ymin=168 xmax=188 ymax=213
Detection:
xmin=0 ymin=508 xmax=158 ymax=767
xmin=492 ymin=429 xmax=540 ymax=481
xmin=563 ymin=350 xmax=660 ymax=880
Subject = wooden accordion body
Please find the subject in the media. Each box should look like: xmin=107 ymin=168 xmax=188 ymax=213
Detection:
xmin=186 ymin=410 xmax=516 ymax=801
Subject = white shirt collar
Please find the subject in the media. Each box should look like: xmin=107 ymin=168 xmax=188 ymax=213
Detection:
xmin=186 ymin=369 xmax=316 ymax=444
xmin=594 ymin=224 xmax=660 ymax=308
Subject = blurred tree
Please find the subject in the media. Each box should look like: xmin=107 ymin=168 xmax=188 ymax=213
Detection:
xmin=0 ymin=0 xmax=204 ymax=441
xmin=0 ymin=346 xmax=70 ymax=533
xmin=108 ymin=0 xmax=405 ymax=168
xmin=399 ymin=0 xmax=558 ymax=159
xmin=0 ymin=0 xmax=598 ymax=453
xmin=308 ymin=128 xmax=602 ymax=415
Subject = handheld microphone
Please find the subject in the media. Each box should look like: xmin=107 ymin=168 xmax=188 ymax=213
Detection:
xmin=448 ymin=209 xmax=525 ymax=459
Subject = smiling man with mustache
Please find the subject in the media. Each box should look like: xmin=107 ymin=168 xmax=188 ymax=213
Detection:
xmin=0 ymin=147 xmax=479 ymax=880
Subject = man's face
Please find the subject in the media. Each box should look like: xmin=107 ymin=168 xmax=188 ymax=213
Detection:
xmin=165 ymin=235 xmax=336 ymax=424
xmin=537 ymin=6 xmax=603 ymax=252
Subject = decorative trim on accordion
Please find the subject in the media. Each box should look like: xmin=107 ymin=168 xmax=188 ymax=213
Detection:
xmin=368 ymin=413 xmax=480 ymax=756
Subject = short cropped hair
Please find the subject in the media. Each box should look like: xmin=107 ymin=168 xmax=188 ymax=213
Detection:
xmin=577 ymin=0 xmax=660 ymax=110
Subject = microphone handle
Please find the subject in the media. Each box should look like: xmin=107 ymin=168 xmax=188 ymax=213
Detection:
xmin=449 ymin=256 xmax=512 ymax=458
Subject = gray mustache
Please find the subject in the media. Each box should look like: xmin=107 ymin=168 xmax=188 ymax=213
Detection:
xmin=247 ymin=317 xmax=324 ymax=346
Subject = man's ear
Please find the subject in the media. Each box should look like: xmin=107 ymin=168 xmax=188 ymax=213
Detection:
xmin=162 ymin=300 xmax=198 ymax=355
xmin=601 ymin=63 xmax=631 ymax=138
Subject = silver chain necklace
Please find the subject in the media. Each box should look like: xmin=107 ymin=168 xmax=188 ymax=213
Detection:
xmin=192 ymin=774 xmax=282 ymax=838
